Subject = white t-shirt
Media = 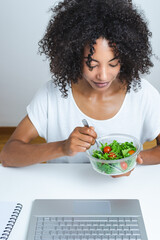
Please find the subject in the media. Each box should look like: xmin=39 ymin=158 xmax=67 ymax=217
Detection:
xmin=27 ymin=78 xmax=160 ymax=163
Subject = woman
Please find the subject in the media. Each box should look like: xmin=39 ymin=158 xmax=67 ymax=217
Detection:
xmin=1 ymin=0 xmax=160 ymax=173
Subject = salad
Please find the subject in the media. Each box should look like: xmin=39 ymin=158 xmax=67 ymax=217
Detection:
xmin=91 ymin=140 xmax=137 ymax=175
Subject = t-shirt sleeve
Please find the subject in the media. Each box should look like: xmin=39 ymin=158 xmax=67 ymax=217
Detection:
xmin=26 ymin=83 xmax=48 ymax=140
xmin=142 ymin=82 xmax=160 ymax=142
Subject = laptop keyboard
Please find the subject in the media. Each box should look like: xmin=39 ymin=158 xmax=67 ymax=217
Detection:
xmin=34 ymin=216 xmax=142 ymax=240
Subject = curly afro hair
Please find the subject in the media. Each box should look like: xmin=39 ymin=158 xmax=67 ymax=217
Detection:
xmin=38 ymin=0 xmax=153 ymax=97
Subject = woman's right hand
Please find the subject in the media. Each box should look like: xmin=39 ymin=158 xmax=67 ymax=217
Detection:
xmin=63 ymin=126 xmax=97 ymax=156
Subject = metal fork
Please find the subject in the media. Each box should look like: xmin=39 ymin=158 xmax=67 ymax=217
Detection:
xmin=82 ymin=119 xmax=99 ymax=148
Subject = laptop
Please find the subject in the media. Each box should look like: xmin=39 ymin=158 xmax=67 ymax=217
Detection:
xmin=26 ymin=199 xmax=148 ymax=240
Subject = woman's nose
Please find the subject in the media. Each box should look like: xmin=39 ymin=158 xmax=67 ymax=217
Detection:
xmin=97 ymin=66 xmax=108 ymax=81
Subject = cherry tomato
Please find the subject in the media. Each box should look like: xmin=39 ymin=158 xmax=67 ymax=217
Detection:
xmin=128 ymin=150 xmax=135 ymax=155
xmin=120 ymin=162 xmax=128 ymax=170
xmin=103 ymin=146 xmax=111 ymax=153
xmin=108 ymin=152 xmax=117 ymax=158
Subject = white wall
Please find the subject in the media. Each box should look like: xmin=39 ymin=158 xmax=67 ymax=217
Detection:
xmin=133 ymin=0 xmax=160 ymax=90
xmin=0 ymin=0 xmax=160 ymax=126
xmin=0 ymin=0 xmax=57 ymax=126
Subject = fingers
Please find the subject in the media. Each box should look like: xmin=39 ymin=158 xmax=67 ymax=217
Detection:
xmin=63 ymin=126 xmax=97 ymax=156
xmin=111 ymin=168 xmax=134 ymax=178
xmin=137 ymin=154 xmax=143 ymax=164
xmin=111 ymin=172 xmax=131 ymax=178
xmin=79 ymin=126 xmax=97 ymax=139
xmin=111 ymin=172 xmax=130 ymax=178
xmin=112 ymin=154 xmax=143 ymax=178
xmin=70 ymin=137 xmax=92 ymax=151
xmin=67 ymin=140 xmax=89 ymax=154
xmin=111 ymin=154 xmax=143 ymax=178
xmin=74 ymin=126 xmax=97 ymax=145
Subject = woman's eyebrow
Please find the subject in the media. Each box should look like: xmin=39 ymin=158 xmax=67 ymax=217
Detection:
xmin=84 ymin=57 xmax=98 ymax=62
xmin=84 ymin=56 xmax=118 ymax=63
xmin=108 ymin=56 xmax=118 ymax=62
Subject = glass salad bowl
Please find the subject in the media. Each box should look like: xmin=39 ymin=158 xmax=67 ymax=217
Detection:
xmin=86 ymin=133 xmax=142 ymax=176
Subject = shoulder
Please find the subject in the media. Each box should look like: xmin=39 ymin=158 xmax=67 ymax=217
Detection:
xmin=140 ymin=78 xmax=159 ymax=92
xmin=27 ymin=80 xmax=62 ymax=110
xmin=36 ymin=80 xmax=62 ymax=100
xmin=130 ymin=78 xmax=159 ymax=97
xmin=131 ymin=79 xmax=160 ymax=112
xmin=41 ymin=80 xmax=58 ymax=93
xmin=44 ymin=80 xmax=71 ymax=98
xmin=140 ymin=78 xmax=160 ymax=101
xmin=126 ymin=78 xmax=160 ymax=110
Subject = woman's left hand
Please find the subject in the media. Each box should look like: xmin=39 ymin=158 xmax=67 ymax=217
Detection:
xmin=111 ymin=154 xmax=143 ymax=178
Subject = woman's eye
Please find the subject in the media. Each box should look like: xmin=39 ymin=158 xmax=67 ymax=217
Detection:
xmin=85 ymin=61 xmax=98 ymax=69
xmin=109 ymin=62 xmax=119 ymax=68
xmin=88 ymin=65 xmax=97 ymax=71
xmin=90 ymin=64 xmax=98 ymax=68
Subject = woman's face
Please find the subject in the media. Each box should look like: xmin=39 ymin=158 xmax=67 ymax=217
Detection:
xmin=82 ymin=38 xmax=121 ymax=92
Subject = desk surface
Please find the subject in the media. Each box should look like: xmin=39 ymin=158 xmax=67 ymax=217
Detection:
xmin=0 ymin=163 xmax=160 ymax=240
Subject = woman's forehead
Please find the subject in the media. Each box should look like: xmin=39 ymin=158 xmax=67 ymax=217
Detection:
xmin=84 ymin=38 xmax=116 ymax=59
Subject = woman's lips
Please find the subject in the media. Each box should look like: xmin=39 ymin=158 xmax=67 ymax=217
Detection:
xmin=92 ymin=81 xmax=110 ymax=88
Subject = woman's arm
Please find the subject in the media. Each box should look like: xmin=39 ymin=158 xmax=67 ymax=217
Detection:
xmin=139 ymin=134 xmax=160 ymax=165
xmin=0 ymin=115 xmax=97 ymax=167
xmin=0 ymin=116 xmax=65 ymax=167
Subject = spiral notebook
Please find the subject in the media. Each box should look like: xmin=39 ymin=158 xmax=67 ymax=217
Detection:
xmin=0 ymin=201 xmax=23 ymax=240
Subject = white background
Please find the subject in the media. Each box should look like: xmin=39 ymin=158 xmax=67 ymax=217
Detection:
xmin=0 ymin=0 xmax=160 ymax=126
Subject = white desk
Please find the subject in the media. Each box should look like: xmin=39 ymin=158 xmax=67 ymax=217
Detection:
xmin=0 ymin=163 xmax=160 ymax=240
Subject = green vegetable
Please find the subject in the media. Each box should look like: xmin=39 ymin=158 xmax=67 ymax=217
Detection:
xmin=92 ymin=140 xmax=137 ymax=175
xmin=92 ymin=140 xmax=136 ymax=160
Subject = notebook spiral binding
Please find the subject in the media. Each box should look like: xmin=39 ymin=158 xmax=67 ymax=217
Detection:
xmin=0 ymin=203 xmax=23 ymax=240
